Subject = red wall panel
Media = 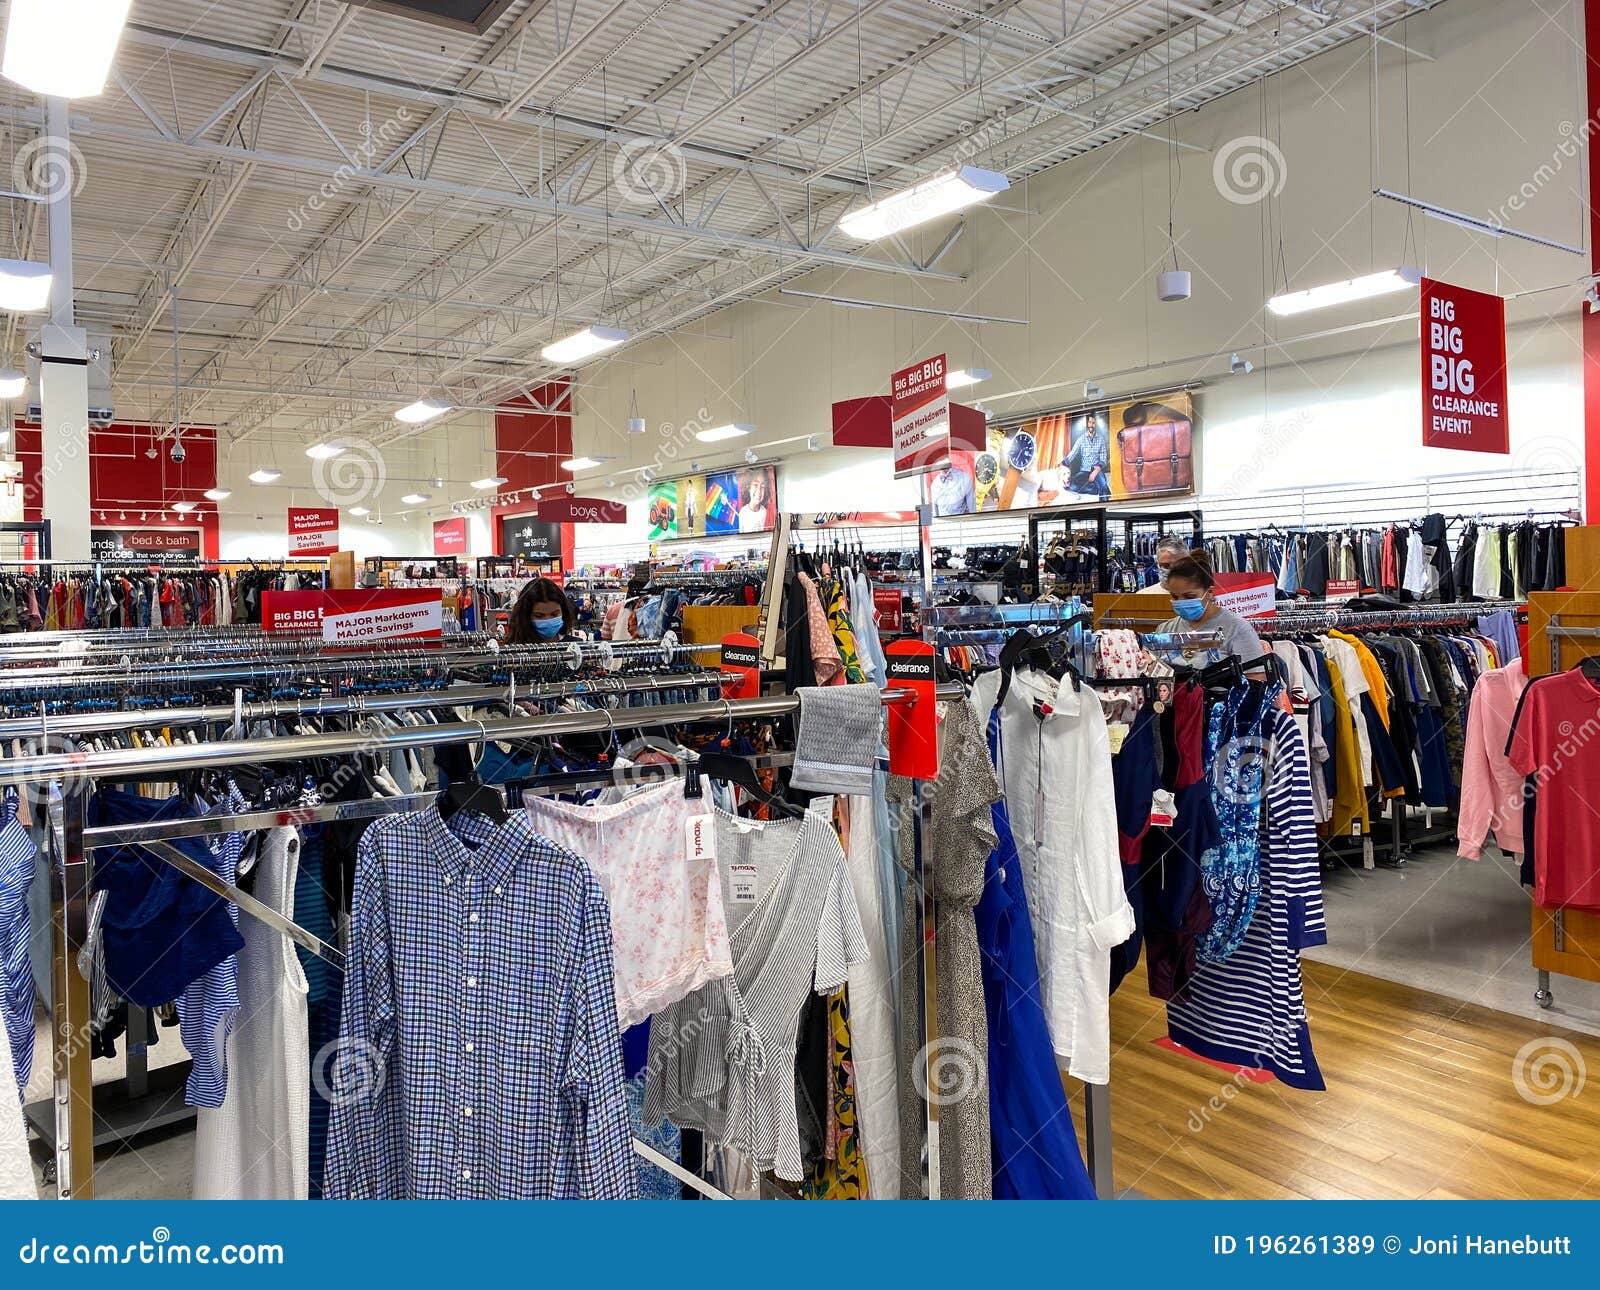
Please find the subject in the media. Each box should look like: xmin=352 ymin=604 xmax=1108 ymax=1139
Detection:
xmin=492 ymin=380 xmax=573 ymax=558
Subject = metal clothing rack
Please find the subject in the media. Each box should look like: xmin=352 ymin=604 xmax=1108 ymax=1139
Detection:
xmin=6 ymin=671 xmax=954 ymax=1202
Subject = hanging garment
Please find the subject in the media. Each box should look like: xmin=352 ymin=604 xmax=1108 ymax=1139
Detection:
xmin=325 ymin=807 xmax=637 ymax=1199
xmin=1472 ymin=527 xmax=1501 ymax=599
xmin=293 ymin=825 xmax=340 ymax=1199
xmin=522 ymin=781 xmax=734 ymax=1029
xmin=1509 ymin=670 xmax=1600 ymax=912
xmin=178 ymin=784 xmax=249 ymax=1110
xmin=979 ymin=706 xmax=1096 ymax=1200
xmin=842 ymin=791 xmax=901 ymax=1198
xmin=645 ymin=804 xmax=867 ymax=1184
xmin=0 ymin=790 xmax=34 ymax=1099
xmin=0 ymin=1010 xmax=33 ymax=1198
xmin=1166 ymin=702 xmax=1327 ymax=1089
xmin=888 ymin=698 xmax=995 ymax=1201
xmin=193 ymin=827 xmax=310 ymax=1200
xmin=1197 ymin=686 xmax=1272 ymax=964
xmin=970 ymin=667 xmax=1134 ymax=1086
xmin=87 ymin=789 xmax=246 ymax=1010
xmin=1458 ymin=659 xmax=1529 ymax=861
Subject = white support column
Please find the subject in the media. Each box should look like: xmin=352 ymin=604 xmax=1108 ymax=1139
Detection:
xmin=37 ymin=95 xmax=90 ymax=560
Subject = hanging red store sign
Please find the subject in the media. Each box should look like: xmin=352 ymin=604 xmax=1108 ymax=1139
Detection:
xmin=287 ymin=507 xmax=340 ymax=556
xmin=1420 ymin=277 xmax=1510 ymax=454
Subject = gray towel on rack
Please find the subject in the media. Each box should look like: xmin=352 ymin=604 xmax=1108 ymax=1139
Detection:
xmin=791 ymin=684 xmax=882 ymax=797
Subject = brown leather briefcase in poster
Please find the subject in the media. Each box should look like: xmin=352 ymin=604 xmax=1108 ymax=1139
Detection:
xmin=1116 ymin=401 xmax=1194 ymax=494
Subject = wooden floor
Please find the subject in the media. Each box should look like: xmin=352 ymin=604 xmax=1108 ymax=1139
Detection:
xmin=1071 ymin=960 xmax=1600 ymax=1199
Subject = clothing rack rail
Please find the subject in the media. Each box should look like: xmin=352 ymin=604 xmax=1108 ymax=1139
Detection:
xmin=13 ymin=675 xmax=958 ymax=1202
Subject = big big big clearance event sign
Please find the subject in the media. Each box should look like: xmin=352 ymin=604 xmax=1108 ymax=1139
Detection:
xmin=1421 ymin=277 xmax=1509 ymax=454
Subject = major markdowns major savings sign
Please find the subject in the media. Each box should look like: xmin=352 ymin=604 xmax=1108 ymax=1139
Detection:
xmin=1421 ymin=277 xmax=1509 ymax=454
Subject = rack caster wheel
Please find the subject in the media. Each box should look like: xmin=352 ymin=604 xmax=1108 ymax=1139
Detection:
xmin=39 ymin=1158 xmax=56 ymax=1186
xmin=1536 ymin=988 xmax=1554 ymax=1010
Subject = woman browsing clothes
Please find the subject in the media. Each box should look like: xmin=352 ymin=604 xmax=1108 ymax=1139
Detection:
xmin=1156 ymin=550 xmax=1266 ymax=667
xmin=504 ymin=577 xmax=578 ymax=643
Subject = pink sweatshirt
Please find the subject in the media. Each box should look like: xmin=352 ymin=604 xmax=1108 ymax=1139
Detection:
xmin=1457 ymin=658 xmax=1528 ymax=860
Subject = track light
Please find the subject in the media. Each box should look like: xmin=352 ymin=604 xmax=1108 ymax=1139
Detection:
xmin=806 ymin=435 xmax=821 ymax=451
xmin=640 ymin=468 xmax=655 ymax=483
xmin=1230 ymin=352 xmax=1254 ymax=375
xmin=1084 ymin=382 xmax=1104 ymax=400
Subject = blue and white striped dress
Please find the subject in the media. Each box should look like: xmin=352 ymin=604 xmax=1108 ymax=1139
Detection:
xmin=1166 ymin=705 xmax=1327 ymax=1090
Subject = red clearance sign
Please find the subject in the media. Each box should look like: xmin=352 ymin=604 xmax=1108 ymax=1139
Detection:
xmin=287 ymin=507 xmax=340 ymax=555
xmin=537 ymin=496 xmax=626 ymax=524
xmin=891 ymin=353 xmax=949 ymax=479
xmin=433 ymin=517 xmax=467 ymax=556
xmin=1421 ymin=277 xmax=1510 ymax=454
xmin=261 ymin=588 xmax=444 ymax=641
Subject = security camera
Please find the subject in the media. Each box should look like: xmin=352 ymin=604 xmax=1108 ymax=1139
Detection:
xmin=170 ymin=439 xmax=186 ymax=464
xmin=743 ymin=448 xmax=758 ymax=464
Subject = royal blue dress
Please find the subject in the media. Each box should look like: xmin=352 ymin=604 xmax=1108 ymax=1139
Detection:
xmin=978 ymin=709 xmax=1097 ymax=1200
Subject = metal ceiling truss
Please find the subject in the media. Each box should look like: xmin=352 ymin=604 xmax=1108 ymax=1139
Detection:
xmin=8 ymin=0 xmax=1443 ymax=442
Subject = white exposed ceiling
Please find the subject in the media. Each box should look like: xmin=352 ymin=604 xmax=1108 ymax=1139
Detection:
xmin=0 ymin=0 xmax=1441 ymax=449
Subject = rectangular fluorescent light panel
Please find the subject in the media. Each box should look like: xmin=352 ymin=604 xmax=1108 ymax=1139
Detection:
xmin=395 ymin=398 xmax=450 ymax=424
xmin=471 ymin=476 xmax=508 ymax=490
xmin=837 ymin=166 xmax=1009 ymax=241
xmin=944 ymin=368 xmax=991 ymax=389
xmin=1267 ymin=267 xmax=1420 ymax=317
xmin=400 ymin=492 xmax=431 ymax=505
xmin=541 ymin=326 xmax=629 ymax=365
xmin=2 ymin=0 xmax=133 ymax=99
xmin=695 ymin=424 xmax=754 ymax=443
xmin=561 ymin=457 xmax=603 ymax=471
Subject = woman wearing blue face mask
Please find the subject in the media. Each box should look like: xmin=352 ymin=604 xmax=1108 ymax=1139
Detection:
xmin=505 ymin=576 xmax=577 ymax=643
xmin=1157 ymin=550 xmax=1266 ymax=667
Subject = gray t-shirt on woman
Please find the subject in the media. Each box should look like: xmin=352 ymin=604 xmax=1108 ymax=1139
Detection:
xmin=1156 ymin=605 xmax=1267 ymax=668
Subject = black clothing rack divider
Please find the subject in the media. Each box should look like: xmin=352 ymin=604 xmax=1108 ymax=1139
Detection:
xmin=0 ymin=638 xmax=957 ymax=1202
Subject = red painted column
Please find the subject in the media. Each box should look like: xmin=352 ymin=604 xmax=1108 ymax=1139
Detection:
xmin=1585 ymin=0 xmax=1600 ymax=520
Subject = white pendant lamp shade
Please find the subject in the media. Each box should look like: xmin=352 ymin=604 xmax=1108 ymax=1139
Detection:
xmin=0 ymin=369 xmax=24 ymax=400
xmin=561 ymin=457 xmax=608 ymax=471
xmin=394 ymin=398 xmax=450 ymax=425
xmin=3 ymin=0 xmax=133 ymax=99
xmin=305 ymin=442 xmax=343 ymax=459
xmin=0 ymin=260 xmax=52 ymax=313
xmin=471 ymin=476 xmax=508 ymax=490
xmin=171 ymin=501 xmax=197 ymax=513
xmin=400 ymin=492 xmax=431 ymax=505
xmin=1267 ymin=267 xmax=1420 ymax=317
xmin=541 ymin=325 xmax=629 ymax=365
xmin=944 ymin=368 xmax=991 ymax=390
xmin=203 ymin=488 xmax=231 ymax=502
xmin=248 ymin=468 xmax=282 ymax=484
xmin=837 ymin=166 xmax=1009 ymax=241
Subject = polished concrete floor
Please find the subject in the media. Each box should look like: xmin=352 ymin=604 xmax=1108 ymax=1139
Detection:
xmin=1305 ymin=840 xmax=1600 ymax=1037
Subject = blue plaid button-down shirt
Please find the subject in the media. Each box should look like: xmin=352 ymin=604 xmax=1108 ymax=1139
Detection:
xmin=325 ymin=807 xmax=637 ymax=1199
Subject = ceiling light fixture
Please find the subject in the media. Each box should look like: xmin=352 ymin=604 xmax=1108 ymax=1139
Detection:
xmin=172 ymin=501 xmax=196 ymax=513
xmin=837 ymin=166 xmax=1009 ymax=240
xmin=1157 ymin=269 xmax=1192 ymax=302
xmin=695 ymin=423 xmax=753 ymax=443
xmin=349 ymin=505 xmax=370 ymax=517
xmin=0 ymin=369 xmax=24 ymax=400
xmin=944 ymin=368 xmax=991 ymax=390
xmin=203 ymin=487 xmax=231 ymax=502
xmin=541 ymin=325 xmax=628 ymax=365
xmin=0 ymin=260 xmax=52 ymax=312
xmin=561 ymin=456 xmax=606 ymax=471
xmin=1267 ymin=266 xmax=1420 ymax=317
xmin=1084 ymin=381 xmax=1104 ymax=400
xmin=1230 ymin=352 xmax=1254 ymax=375
xmin=394 ymin=398 xmax=450 ymax=424
xmin=743 ymin=448 xmax=759 ymax=464
xmin=247 ymin=467 xmax=282 ymax=484
xmin=2 ymin=0 xmax=133 ymax=99
xmin=471 ymin=475 xmax=509 ymax=490
xmin=400 ymin=492 xmax=431 ymax=505
xmin=305 ymin=442 xmax=343 ymax=460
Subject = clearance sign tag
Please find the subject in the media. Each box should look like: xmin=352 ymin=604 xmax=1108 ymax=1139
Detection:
xmin=1421 ymin=277 xmax=1509 ymax=454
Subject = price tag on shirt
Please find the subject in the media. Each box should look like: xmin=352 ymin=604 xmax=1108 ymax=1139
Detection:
xmin=1149 ymin=788 xmax=1176 ymax=829
xmin=685 ymin=814 xmax=716 ymax=866
xmin=1106 ymin=723 xmax=1129 ymax=756
xmin=728 ymin=862 xmax=760 ymax=904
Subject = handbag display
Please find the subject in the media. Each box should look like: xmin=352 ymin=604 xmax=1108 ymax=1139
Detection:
xmin=1117 ymin=401 xmax=1194 ymax=494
